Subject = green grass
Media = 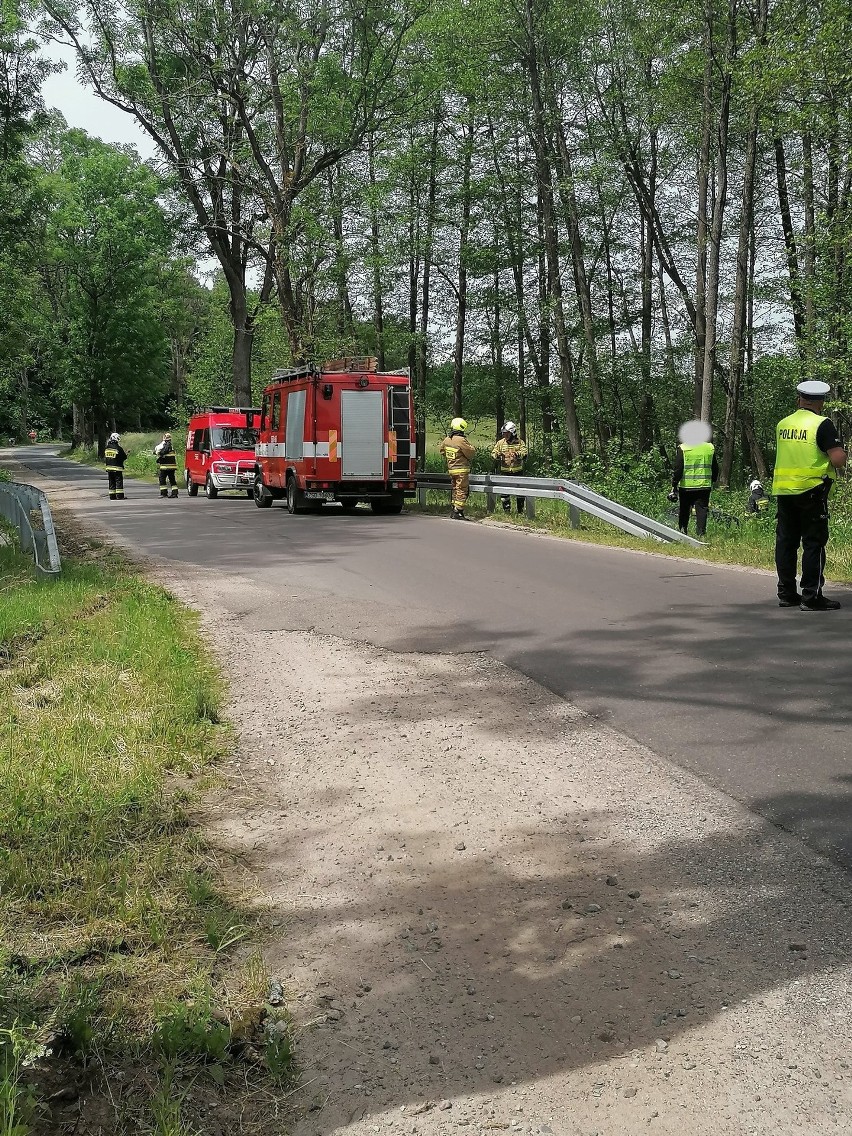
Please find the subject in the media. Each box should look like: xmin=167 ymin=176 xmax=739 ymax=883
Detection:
xmin=412 ymin=484 xmax=852 ymax=585
xmin=70 ymin=432 xmax=187 ymax=484
xmin=0 ymin=540 xmax=297 ymax=1134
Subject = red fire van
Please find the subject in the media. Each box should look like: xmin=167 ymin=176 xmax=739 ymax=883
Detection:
xmin=253 ymin=359 xmax=415 ymax=513
xmin=184 ymin=407 xmax=261 ymax=499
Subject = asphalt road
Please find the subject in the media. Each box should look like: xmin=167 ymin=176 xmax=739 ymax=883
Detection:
xmin=11 ymin=446 xmax=852 ymax=868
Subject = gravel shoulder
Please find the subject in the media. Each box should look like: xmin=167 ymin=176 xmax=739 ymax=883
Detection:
xmin=9 ymin=455 xmax=852 ymax=1136
xmin=167 ymin=565 xmax=852 ymax=1136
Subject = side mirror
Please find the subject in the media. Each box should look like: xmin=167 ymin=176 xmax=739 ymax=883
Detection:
xmin=246 ymin=411 xmax=255 ymax=428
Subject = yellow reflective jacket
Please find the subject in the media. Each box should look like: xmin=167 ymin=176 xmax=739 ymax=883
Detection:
xmin=491 ymin=436 xmax=528 ymax=472
xmin=439 ymin=433 xmax=475 ymax=472
xmin=772 ymin=409 xmax=834 ymax=495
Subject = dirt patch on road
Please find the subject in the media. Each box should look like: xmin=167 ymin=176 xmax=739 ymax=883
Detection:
xmin=158 ymin=565 xmax=852 ymax=1136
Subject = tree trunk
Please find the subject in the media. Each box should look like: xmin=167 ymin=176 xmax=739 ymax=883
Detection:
xmin=694 ymin=16 xmax=712 ymax=417
xmin=452 ymin=106 xmax=475 ymax=418
xmin=801 ymin=131 xmax=816 ymax=345
xmin=416 ymin=112 xmax=440 ymax=470
xmin=773 ymin=135 xmax=805 ymax=343
xmin=721 ymin=100 xmax=759 ymax=485
xmin=492 ymin=256 xmax=505 ymax=432
xmin=367 ymin=135 xmax=386 ymax=369
xmin=700 ymin=1 xmax=734 ymax=425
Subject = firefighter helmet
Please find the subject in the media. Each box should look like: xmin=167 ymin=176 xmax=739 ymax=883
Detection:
xmin=502 ymin=421 xmax=517 ymax=434
xmin=450 ymin=417 xmax=468 ymax=432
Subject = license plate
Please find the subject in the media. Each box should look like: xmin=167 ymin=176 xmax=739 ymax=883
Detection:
xmin=305 ymin=490 xmax=334 ymax=500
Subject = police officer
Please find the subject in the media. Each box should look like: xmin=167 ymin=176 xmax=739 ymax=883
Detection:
xmin=773 ymin=380 xmax=847 ymax=610
xmin=104 ymin=432 xmax=127 ymax=500
xmin=439 ymin=417 xmax=475 ymax=520
xmin=154 ymin=432 xmax=179 ymax=498
xmin=670 ymin=423 xmax=718 ymax=538
xmin=491 ymin=421 xmax=528 ymax=514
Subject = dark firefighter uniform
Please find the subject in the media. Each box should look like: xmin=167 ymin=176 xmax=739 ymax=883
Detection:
xmin=671 ymin=441 xmax=718 ymax=538
xmin=491 ymin=421 xmax=528 ymax=514
xmin=772 ymin=380 xmax=846 ymax=610
xmin=439 ymin=418 xmax=475 ymax=519
xmin=155 ymin=434 xmax=179 ymax=498
xmin=104 ymin=434 xmax=127 ymax=500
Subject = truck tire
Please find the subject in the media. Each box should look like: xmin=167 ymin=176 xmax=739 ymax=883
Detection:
xmin=286 ymin=475 xmax=306 ymax=515
xmin=205 ymin=475 xmax=218 ymax=500
xmin=186 ymin=471 xmax=199 ymax=497
xmin=371 ymin=496 xmax=403 ymax=515
xmin=254 ymin=475 xmax=273 ymax=508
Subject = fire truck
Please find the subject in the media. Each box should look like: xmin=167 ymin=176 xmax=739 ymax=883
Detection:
xmin=253 ymin=359 xmax=416 ymax=514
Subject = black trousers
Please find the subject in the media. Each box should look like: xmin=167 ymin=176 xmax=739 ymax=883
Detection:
xmin=775 ymin=484 xmax=830 ymax=602
xmin=678 ymin=488 xmax=710 ymax=536
xmin=158 ymin=468 xmax=178 ymax=496
xmin=107 ymin=470 xmax=124 ymax=499
xmin=501 ymin=495 xmax=526 ymax=513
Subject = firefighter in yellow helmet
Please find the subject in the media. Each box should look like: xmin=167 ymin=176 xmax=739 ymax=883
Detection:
xmin=772 ymin=380 xmax=847 ymax=610
xmin=439 ymin=417 xmax=475 ymax=520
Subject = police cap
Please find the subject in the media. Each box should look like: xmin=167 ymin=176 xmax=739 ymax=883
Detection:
xmin=797 ymin=380 xmax=831 ymax=399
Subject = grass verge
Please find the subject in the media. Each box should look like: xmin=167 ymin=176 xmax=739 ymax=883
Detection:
xmin=68 ymin=432 xmax=186 ymax=486
xmin=411 ymin=487 xmax=852 ymax=586
xmin=0 ymin=537 xmax=296 ymax=1136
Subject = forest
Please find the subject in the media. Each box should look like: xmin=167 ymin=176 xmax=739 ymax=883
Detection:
xmin=1 ymin=0 xmax=850 ymax=483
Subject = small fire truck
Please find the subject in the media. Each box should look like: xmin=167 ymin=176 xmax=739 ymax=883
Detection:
xmin=184 ymin=406 xmax=260 ymax=498
xmin=253 ymin=359 xmax=416 ymax=514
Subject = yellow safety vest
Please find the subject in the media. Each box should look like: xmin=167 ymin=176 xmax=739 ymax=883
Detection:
xmin=772 ymin=409 xmax=833 ymax=496
xmin=492 ymin=437 xmax=527 ymax=473
xmin=680 ymin=443 xmax=714 ymax=489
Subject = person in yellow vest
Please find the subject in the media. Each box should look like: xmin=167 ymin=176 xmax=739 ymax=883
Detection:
xmin=670 ymin=423 xmax=718 ymax=538
xmin=154 ymin=432 xmax=179 ymax=498
xmin=439 ymin=417 xmax=475 ymax=520
xmin=104 ymin=432 xmax=127 ymax=500
xmin=491 ymin=421 xmax=528 ymax=514
xmin=772 ymin=380 xmax=846 ymax=610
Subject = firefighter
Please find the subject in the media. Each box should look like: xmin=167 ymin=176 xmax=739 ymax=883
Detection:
xmin=439 ymin=417 xmax=475 ymax=520
xmin=104 ymin=432 xmax=127 ymax=500
xmin=746 ymin=479 xmax=770 ymax=515
xmin=773 ymin=380 xmax=847 ymax=610
xmin=491 ymin=421 xmax=528 ymax=514
xmin=670 ymin=421 xmax=718 ymax=538
xmin=154 ymin=431 xmax=179 ymax=498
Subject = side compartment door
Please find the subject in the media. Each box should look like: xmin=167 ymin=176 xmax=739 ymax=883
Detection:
xmin=286 ymin=388 xmax=306 ymax=474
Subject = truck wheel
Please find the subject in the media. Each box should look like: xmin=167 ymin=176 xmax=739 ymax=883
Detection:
xmin=286 ymin=476 xmax=306 ymax=515
xmin=186 ymin=471 xmax=199 ymax=497
xmin=254 ymin=475 xmax=273 ymax=508
xmin=205 ymin=475 xmax=218 ymax=500
xmin=371 ymin=497 xmax=403 ymax=515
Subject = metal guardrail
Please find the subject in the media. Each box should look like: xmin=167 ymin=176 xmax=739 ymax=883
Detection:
xmin=415 ymin=472 xmax=704 ymax=546
xmin=0 ymin=481 xmax=62 ymax=576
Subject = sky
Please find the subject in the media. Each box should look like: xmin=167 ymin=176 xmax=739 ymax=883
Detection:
xmin=40 ymin=41 xmax=157 ymax=159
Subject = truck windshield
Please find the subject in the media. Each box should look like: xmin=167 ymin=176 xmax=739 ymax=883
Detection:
xmin=211 ymin=427 xmax=258 ymax=451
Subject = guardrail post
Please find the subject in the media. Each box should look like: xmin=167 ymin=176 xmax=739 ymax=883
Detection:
xmin=569 ymin=504 xmax=581 ymax=529
xmin=485 ymin=473 xmax=495 ymax=513
xmin=524 ymin=497 xmax=535 ymax=519
xmin=418 ymin=487 xmax=428 ymax=507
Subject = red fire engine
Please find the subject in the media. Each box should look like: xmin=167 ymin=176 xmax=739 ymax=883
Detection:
xmin=253 ymin=359 xmax=416 ymax=514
